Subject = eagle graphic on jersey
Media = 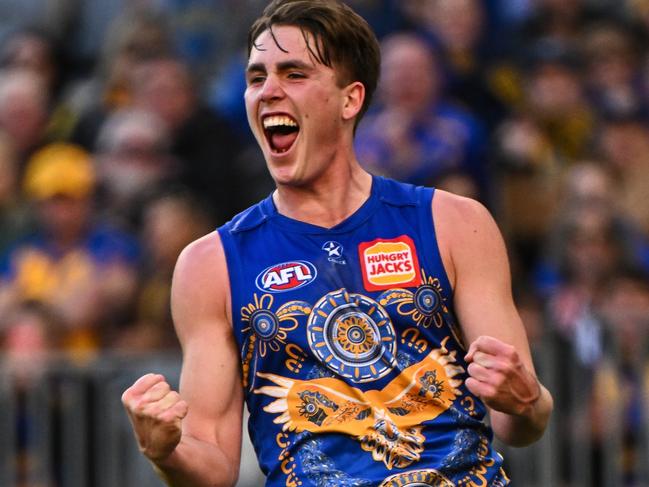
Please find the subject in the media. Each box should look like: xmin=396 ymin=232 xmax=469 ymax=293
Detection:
xmin=254 ymin=341 xmax=464 ymax=469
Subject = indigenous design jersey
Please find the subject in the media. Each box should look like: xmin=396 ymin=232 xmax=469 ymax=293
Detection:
xmin=218 ymin=177 xmax=509 ymax=486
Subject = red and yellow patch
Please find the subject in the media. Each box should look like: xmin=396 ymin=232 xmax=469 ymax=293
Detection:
xmin=359 ymin=236 xmax=422 ymax=291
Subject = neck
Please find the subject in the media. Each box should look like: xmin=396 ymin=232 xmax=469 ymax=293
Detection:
xmin=273 ymin=160 xmax=373 ymax=228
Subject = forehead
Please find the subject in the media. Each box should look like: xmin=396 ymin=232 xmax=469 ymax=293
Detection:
xmin=248 ymin=25 xmax=317 ymax=66
xmin=383 ymin=38 xmax=433 ymax=67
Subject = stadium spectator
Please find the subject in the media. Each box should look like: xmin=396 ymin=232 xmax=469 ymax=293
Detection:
xmin=129 ymin=56 xmax=251 ymax=221
xmin=355 ymin=32 xmax=489 ymax=200
xmin=94 ymin=107 xmax=177 ymax=231
xmin=0 ymin=143 xmax=140 ymax=360
xmin=406 ymin=0 xmax=508 ymax=130
xmin=69 ymin=9 xmax=174 ymax=151
xmin=494 ymin=39 xmax=596 ymax=271
xmin=534 ymin=161 xmax=649 ymax=294
xmin=111 ymin=188 xmax=213 ymax=353
xmin=580 ymin=20 xmax=644 ymax=118
xmin=0 ymin=299 xmax=59 ymax=387
xmin=0 ymin=69 xmax=51 ymax=167
xmin=596 ymin=111 xmax=649 ymax=238
xmin=540 ymin=202 xmax=644 ymax=367
xmin=590 ymin=268 xmax=649 ymax=485
xmin=0 ymin=299 xmax=61 ymax=487
xmin=0 ymin=27 xmax=62 ymax=97
xmin=0 ymin=26 xmax=78 ymax=141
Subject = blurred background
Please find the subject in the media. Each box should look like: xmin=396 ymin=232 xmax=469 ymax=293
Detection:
xmin=0 ymin=0 xmax=648 ymax=485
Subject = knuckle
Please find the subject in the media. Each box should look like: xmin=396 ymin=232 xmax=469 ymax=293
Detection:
xmin=146 ymin=404 xmax=164 ymax=419
xmin=160 ymin=391 xmax=180 ymax=406
xmin=157 ymin=381 xmax=171 ymax=391
xmin=179 ymin=401 xmax=189 ymax=415
xmin=121 ymin=390 xmax=131 ymax=405
xmin=159 ymin=409 xmax=181 ymax=424
xmin=467 ymin=362 xmax=482 ymax=377
xmin=504 ymin=345 xmax=517 ymax=360
xmin=497 ymin=360 xmax=513 ymax=375
xmin=151 ymin=408 xmax=166 ymax=420
xmin=492 ymin=372 xmax=506 ymax=387
xmin=132 ymin=400 xmax=151 ymax=418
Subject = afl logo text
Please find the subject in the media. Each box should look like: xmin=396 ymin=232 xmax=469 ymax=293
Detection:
xmin=255 ymin=261 xmax=317 ymax=293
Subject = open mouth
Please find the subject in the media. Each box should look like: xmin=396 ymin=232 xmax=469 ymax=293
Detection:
xmin=263 ymin=115 xmax=300 ymax=154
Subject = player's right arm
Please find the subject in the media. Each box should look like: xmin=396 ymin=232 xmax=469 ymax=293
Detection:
xmin=122 ymin=231 xmax=244 ymax=487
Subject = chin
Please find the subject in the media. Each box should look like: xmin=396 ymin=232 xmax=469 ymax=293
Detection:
xmin=272 ymin=173 xmax=305 ymax=187
xmin=267 ymin=164 xmax=296 ymax=185
xmin=266 ymin=155 xmax=306 ymax=186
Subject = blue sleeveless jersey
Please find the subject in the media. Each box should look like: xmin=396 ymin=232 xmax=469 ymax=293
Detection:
xmin=218 ymin=176 xmax=510 ymax=486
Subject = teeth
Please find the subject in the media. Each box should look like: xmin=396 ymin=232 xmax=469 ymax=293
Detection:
xmin=263 ymin=115 xmax=298 ymax=129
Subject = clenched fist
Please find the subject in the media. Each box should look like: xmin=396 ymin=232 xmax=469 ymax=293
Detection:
xmin=464 ymin=336 xmax=541 ymax=417
xmin=122 ymin=373 xmax=189 ymax=462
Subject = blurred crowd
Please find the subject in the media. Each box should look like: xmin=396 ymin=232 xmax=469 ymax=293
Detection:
xmin=1 ymin=0 xmax=649 ymax=484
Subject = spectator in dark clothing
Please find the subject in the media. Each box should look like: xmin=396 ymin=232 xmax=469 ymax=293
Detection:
xmin=68 ymin=9 xmax=175 ymax=152
xmin=130 ymin=56 xmax=252 ymax=221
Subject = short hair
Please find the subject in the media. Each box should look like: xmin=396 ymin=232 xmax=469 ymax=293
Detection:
xmin=248 ymin=0 xmax=380 ymax=127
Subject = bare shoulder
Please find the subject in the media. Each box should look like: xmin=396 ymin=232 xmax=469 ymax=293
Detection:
xmin=432 ymin=190 xmax=503 ymax=286
xmin=173 ymin=231 xmax=228 ymax=285
xmin=433 ymin=189 xmax=497 ymax=239
xmin=171 ymin=230 xmax=232 ymax=343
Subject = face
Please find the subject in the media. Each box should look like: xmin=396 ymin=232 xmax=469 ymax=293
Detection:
xmin=0 ymin=73 xmax=48 ymax=153
xmin=133 ymin=60 xmax=194 ymax=130
xmin=565 ymin=209 xmax=617 ymax=284
xmin=599 ymin=121 xmax=649 ymax=170
xmin=38 ymin=195 xmax=91 ymax=241
xmin=3 ymin=34 xmax=56 ymax=86
xmin=528 ymin=64 xmax=582 ymax=116
xmin=381 ymin=36 xmax=439 ymax=113
xmin=144 ymin=197 xmax=209 ymax=268
xmin=245 ymin=25 xmax=362 ymax=186
xmin=430 ymin=0 xmax=483 ymax=51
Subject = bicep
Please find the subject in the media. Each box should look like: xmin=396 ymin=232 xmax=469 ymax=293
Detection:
xmin=435 ymin=192 xmax=536 ymax=372
xmin=171 ymin=232 xmax=244 ymax=463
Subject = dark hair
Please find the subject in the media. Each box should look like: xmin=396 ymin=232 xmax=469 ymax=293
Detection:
xmin=248 ymin=0 xmax=380 ymax=127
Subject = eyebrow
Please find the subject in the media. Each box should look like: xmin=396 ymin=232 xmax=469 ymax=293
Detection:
xmin=246 ymin=59 xmax=314 ymax=74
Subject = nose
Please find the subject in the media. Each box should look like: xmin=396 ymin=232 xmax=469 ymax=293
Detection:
xmin=260 ymin=73 xmax=285 ymax=102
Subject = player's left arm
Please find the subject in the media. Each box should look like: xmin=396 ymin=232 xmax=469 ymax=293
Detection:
xmin=433 ymin=190 xmax=553 ymax=447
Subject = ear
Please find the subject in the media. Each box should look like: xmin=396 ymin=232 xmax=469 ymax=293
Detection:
xmin=341 ymin=81 xmax=365 ymax=122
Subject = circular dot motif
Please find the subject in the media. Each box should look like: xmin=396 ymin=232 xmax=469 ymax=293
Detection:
xmin=334 ymin=315 xmax=377 ymax=358
xmin=307 ymin=289 xmax=397 ymax=382
xmin=413 ymin=286 xmax=441 ymax=316
xmin=250 ymin=309 xmax=280 ymax=340
xmin=379 ymin=469 xmax=454 ymax=487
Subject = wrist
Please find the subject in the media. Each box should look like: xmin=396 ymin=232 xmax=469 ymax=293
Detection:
xmin=519 ymin=382 xmax=552 ymax=431
xmin=492 ymin=384 xmax=553 ymax=447
xmin=517 ymin=376 xmax=542 ymax=417
xmin=148 ymin=439 xmax=183 ymax=471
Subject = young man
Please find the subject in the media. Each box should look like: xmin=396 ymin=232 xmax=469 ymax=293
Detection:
xmin=122 ymin=1 xmax=553 ymax=485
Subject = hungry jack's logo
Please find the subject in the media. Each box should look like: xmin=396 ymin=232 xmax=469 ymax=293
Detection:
xmin=359 ymin=236 xmax=422 ymax=291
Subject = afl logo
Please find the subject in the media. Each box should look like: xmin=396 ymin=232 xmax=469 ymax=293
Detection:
xmin=255 ymin=261 xmax=317 ymax=293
